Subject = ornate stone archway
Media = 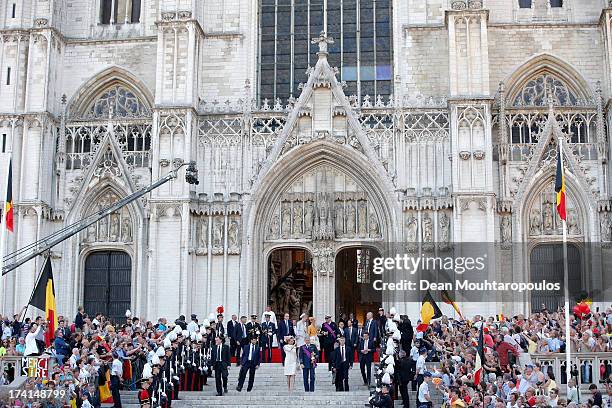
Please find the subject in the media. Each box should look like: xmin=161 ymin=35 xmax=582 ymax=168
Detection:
xmin=242 ymin=140 xmax=401 ymax=321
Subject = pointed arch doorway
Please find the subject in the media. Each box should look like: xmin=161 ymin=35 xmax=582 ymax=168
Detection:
xmin=335 ymin=246 xmax=382 ymax=324
xmin=267 ymin=247 xmax=314 ymax=320
xmin=83 ymin=251 xmax=131 ymax=322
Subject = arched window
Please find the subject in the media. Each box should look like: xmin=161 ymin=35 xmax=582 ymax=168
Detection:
xmin=100 ymin=0 xmax=141 ymax=24
xmin=87 ymin=85 xmax=150 ymax=119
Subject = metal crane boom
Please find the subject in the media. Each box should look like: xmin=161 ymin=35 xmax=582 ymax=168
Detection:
xmin=2 ymin=162 xmax=198 ymax=275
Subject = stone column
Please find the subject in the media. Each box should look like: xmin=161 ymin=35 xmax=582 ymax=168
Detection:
xmin=311 ymin=240 xmax=336 ymax=322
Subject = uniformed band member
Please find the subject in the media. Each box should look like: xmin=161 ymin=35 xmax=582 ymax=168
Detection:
xmin=246 ymin=314 xmax=262 ymax=344
xmin=260 ymin=313 xmax=277 ymax=363
xmin=138 ymin=378 xmax=152 ymax=408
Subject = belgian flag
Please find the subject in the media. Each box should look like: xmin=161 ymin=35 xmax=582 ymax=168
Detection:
xmin=416 ymin=290 xmax=443 ymax=332
xmin=4 ymin=159 xmax=12 ymax=232
xmin=441 ymin=289 xmax=464 ymax=320
xmin=473 ymin=324 xmax=485 ymax=386
xmin=555 ymin=146 xmax=566 ymax=221
xmin=29 ymin=258 xmax=57 ymax=347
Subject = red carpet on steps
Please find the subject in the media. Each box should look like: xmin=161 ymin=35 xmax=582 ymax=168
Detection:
xmin=230 ymin=347 xmax=379 ymax=363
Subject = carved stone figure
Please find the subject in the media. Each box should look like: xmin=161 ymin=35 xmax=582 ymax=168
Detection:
xmin=334 ymin=202 xmax=344 ymax=236
xmin=198 ymin=217 xmax=207 ymax=248
xmin=405 ymin=214 xmax=418 ymax=242
xmin=281 ymin=204 xmax=291 ymax=239
xmin=422 ymin=214 xmax=433 ymax=242
xmin=304 ymin=201 xmax=314 ymax=235
xmin=438 ymin=212 xmax=450 ymax=243
xmin=530 ymin=208 xmax=542 ymax=236
xmin=369 ymin=213 xmax=380 ymax=237
xmin=601 ymin=213 xmax=611 ymax=241
xmin=289 ymin=288 xmax=302 ymax=318
xmin=228 ymin=219 xmax=239 ymax=251
xmin=269 ymin=212 xmax=280 ymax=239
xmin=293 ymin=205 xmax=303 ymax=236
xmin=358 ymin=201 xmax=367 ymax=237
xmin=110 ymin=215 xmax=120 ymax=241
xmin=122 ymin=217 xmax=132 ymax=242
xmin=542 ymin=203 xmax=554 ymax=233
xmin=99 ymin=216 xmax=108 ymax=241
xmin=501 ymin=215 xmax=512 ymax=244
xmin=212 ymin=217 xmax=224 ymax=250
xmin=86 ymin=224 xmax=97 ymax=243
xmin=345 ymin=201 xmax=356 ymax=235
xmin=567 ymin=208 xmax=581 ymax=235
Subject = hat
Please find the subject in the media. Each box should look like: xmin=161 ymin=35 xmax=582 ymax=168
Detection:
xmin=325 ymin=314 xmax=331 ymax=318
xmin=251 ymin=314 xmax=257 ymax=318
xmin=217 ymin=313 xmax=223 ymax=318
xmin=419 ymin=347 xmax=427 ymax=353
xmin=300 ymin=313 xmax=306 ymax=319
xmin=191 ymin=314 xmax=197 ymax=320
xmin=264 ymin=313 xmax=270 ymax=317
xmin=378 ymin=308 xmax=385 ymax=312
xmin=424 ymin=371 xmax=432 ymax=377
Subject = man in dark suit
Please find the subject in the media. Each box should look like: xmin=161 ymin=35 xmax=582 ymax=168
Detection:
xmin=233 ymin=315 xmax=248 ymax=366
xmin=216 ymin=314 xmax=226 ymax=339
xmin=227 ymin=314 xmax=239 ymax=362
xmin=298 ymin=336 xmax=318 ymax=392
xmin=320 ymin=314 xmax=338 ymax=366
xmin=398 ymin=315 xmax=413 ymax=353
xmin=359 ymin=331 xmax=374 ymax=386
xmin=210 ymin=335 xmax=230 ymax=396
xmin=344 ymin=320 xmax=358 ymax=367
xmin=364 ymin=312 xmax=378 ymax=346
xmin=277 ymin=312 xmax=295 ymax=365
xmin=260 ymin=313 xmax=276 ymax=363
xmin=332 ymin=336 xmax=351 ymax=391
xmin=236 ymin=337 xmax=260 ymax=392
xmin=396 ymin=350 xmax=412 ymax=408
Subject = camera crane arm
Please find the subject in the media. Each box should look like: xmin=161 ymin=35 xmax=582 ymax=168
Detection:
xmin=1 ymin=161 xmax=199 ymax=275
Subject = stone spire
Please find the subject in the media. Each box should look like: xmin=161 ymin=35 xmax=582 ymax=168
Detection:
xmin=311 ymin=31 xmax=334 ymax=59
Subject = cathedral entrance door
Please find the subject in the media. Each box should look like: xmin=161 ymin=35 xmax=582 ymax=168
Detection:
xmin=84 ymin=251 xmax=131 ymax=322
xmin=335 ymin=247 xmax=382 ymax=325
xmin=267 ymin=248 xmax=314 ymax=320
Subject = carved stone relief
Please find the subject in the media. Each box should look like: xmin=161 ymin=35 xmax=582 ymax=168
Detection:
xmin=212 ymin=216 xmax=224 ymax=254
xmin=227 ymin=217 xmax=241 ymax=254
xmin=500 ymin=214 xmax=512 ymax=248
xmin=82 ymin=190 xmax=133 ymax=244
xmin=527 ymin=181 xmax=582 ymax=238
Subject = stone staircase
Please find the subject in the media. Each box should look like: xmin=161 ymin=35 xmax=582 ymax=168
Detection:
xmin=118 ymin=363 xmax=444 ymax=407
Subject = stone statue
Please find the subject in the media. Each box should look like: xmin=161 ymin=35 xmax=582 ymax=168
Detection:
xmin=198 ymin=217 xmax=207 ymax=248
xmin=122 ymin=217 xmax=132 ymax=242
xmin=438 ymin=212 xmax=450 ymax=243
xmin=530 ymin=208 xmax=542 ymax=236
xmin=289 ymin=287 xmax=302 ymax=318
xmin=86 ymin=224 xmax=96 ymax=242
xmin=369 ymin=213 xmax=380 ymax=237
xmin=345 ymin=201 xmax=356 ymax=235
xmin=501 ymin=215 xmax=512 ymax=244
xmin=304 ymin=201 xmax=314 ymax=235
xmin=213 ymin=217 xmax=223 ymax=249
xmin=293 ymin=205 xmax=303 ymax=236
xmin=542 ymin=203 xmax=553 ymax=233
xmin=567 ymin=208 xmax=580 ymax=235
xmin=99 ymin=216 xmax=108 ymax=241
xmin=422 ymin=214 xmax=433 ymax=242
xmin=334 ymin=202 xmax=344 ymax=236
xmin=110 ymin=215 xmax=120 ymax=242
xmin=228 ymin=219 xmax=239 ymax=250
xmin=269 ymin=212 xmax=280 ymax=239
xmin=358 ymin=201 xmax=367 ymax=237
xmin=405 ymin=214 xmax=418 ymax=242
xmin=281 ymin=204 xmax=291 ymax=239
xmin=601 ymin=213 xmax=611 ymax=241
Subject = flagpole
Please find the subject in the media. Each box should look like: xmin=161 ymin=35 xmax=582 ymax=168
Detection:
xmin=0 ymin=152 xmax=10 ymax=311
xmin=559 ymin=134 xmax=572 ymax=390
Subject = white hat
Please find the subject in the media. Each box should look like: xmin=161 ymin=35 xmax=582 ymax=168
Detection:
xmin=382 ymin=372 xmax=391 ymax=384
xmin=163 ymin=337 xmax=171 ymax=348
xmin=203 ymin=320 xmax=210 ymax=328
xmin=385 ymin=355 xmax=395 ymax=365
xmin=384 ymin=365 xmax=394 ymax=375
xmin=151 ymin=354 xmax=160 ymax=365
xmin=196 ymin=333 xmax=203 ymax=342
xmin=392 ymin=330 xmax=401 ymax=341
xmin=168 ymin=332 xmax=177 ymax=342
xmin=387 ymin=321 xmax=398 ymax=332
xmin=125 ymin=309 xmax=132 ymax=318
xmin=385 ymin=343 xmax=395 ymax=355
xmin=393 ymin=314 xmax=401 ymax=322
xmin=190 ymin=332 xmax=196 ymax=341
xmin=300 ymin=313 xmax=306 ymax=319
xmin=173 ymin=325 xmax=182 ymax=334
xmin=142 ymin=363 xmax=152 ymax=379
xmin=389 ymin=307 xmax=397 ymax=315
xmin=208 ymin=313 xmax=216 ymax=321
xmin=181 ymin=330 xmax=189 ymax=338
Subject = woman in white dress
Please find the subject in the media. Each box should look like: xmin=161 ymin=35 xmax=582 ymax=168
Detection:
xmin=283 ymin=336 xmax=299 ymax=391
xmin=295 ymin=314 xmax=308 ymax=347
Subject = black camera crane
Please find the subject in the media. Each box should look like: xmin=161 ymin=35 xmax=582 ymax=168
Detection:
xmin=1 ymin=161 xmax=199 ymax=275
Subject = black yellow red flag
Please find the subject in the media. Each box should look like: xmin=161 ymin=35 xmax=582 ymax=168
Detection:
xmin=4 ymin=159 xmax=13 ymax=232
xmin=29 ymin=258 xmax=57 ymax=347
xmin=555 ymin=146 xmax=566 ymax=221
xmin=416 ymin=290 xmax=443 ymax=332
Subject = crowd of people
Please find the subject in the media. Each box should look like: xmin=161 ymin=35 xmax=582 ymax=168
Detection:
xmin=0 ymin=303 xmax=610 ymax=407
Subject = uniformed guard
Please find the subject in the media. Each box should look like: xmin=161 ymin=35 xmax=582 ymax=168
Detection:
xmin=260 ymin=313 xmax=277 ymax=363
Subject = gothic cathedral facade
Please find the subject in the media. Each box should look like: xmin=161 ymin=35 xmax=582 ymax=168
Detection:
xmin=0 ymin=0 xmax=611 ymax=323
